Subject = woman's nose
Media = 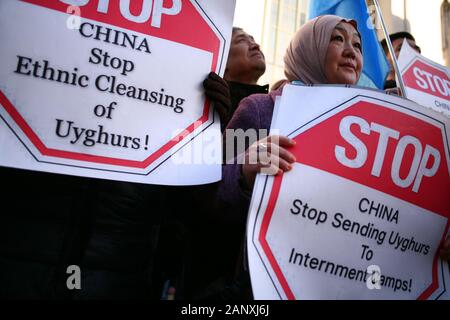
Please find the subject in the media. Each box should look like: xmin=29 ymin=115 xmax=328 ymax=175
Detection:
xmin=343 ymin=43 xmax=356 ymax=59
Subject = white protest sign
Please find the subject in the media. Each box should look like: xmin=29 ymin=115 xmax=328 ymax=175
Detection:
xmin=398 ymin=39 xmax=450 ymax=117
xmin=247 ymin=85 xmax=450 ymax=299
xmin=0 ymin=0 xmax=235 ymax=185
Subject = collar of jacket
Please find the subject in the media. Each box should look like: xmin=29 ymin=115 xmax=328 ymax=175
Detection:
xmin=227 ymin=81 xmax=269 ymax=113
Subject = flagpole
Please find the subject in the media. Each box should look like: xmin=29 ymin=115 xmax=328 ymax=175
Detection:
xmin=372 ymin=0 xmax=407 ymax=97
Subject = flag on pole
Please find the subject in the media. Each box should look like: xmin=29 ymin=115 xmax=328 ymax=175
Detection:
xmin=309 ymin=0 xmax=389 ymax=89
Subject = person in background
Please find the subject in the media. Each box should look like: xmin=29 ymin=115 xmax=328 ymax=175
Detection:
xmin=203 ymin=27 xmax=268 ymax=131
xmin=380 ymin=31 xmax=421 ymax=89
xmin=154 ymin=27 xmax=269 ymax=300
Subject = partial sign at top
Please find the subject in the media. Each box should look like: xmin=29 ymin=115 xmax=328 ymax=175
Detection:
xmin=0 ymin=0 xmax=235 ymax=185
xmin=398 ymin=39 xmax=450 ymax=117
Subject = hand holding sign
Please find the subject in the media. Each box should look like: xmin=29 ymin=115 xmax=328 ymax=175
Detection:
xmin=202 ymin=72 xmax=232 ymax=124
xmin=242 ymin=135 xmax=296 ymax=188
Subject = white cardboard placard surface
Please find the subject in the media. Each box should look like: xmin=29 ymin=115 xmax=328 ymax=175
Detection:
xmin=0 ymin=0 xmax=236 ymax=185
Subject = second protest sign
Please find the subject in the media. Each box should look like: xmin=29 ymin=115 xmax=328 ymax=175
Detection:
xmin=248 ymin=85 xmax=450 ymax=299
xmin=0 ymin=0 xmax=233 ymax=185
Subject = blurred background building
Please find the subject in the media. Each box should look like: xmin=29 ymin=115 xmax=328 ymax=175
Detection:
xmin=233 ymin=0 xmax=450 ymax=86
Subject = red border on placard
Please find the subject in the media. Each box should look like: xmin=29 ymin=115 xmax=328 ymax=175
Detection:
xmin=21 ymin=0 xmax=221 ymax=72
xmin=0 ymin=90 xmax=209 ymax=168
xmin=1 ymin=0 xmax=222 ymax=169
xmin=402 ymin=58 xmax=450 ymax=102
xmin=259 ymin=171 xmax=449 ymax=300
xmin=258 ymin=173 xmax=296 ymax=300
xmin=256 ymin=97 xmax=449 ymax=300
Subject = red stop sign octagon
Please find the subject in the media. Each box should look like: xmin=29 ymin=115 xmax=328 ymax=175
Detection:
xmin=255 ymin=95 xmax=450 ymax=300
xmin=0 ymin=0 xmax=225 ymax=172
xmin=403 ymin=58 xmax=450 ymax=102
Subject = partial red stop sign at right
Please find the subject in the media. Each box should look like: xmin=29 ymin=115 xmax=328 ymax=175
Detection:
xmin=399 ymin=39 xmax=450 ymax=116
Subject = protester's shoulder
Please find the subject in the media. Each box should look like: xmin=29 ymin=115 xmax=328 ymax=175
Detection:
xmin=227 ymin=87 xmax=283 ymax=131
xmin=226 ymin=94 xmax=267 ymax=130
xmin=243 ymin=91 xmax=276 ymax=109
xmin=235 ymin=92 xmax=275 ymax=117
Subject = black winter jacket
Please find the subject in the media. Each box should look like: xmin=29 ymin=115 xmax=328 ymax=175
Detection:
xmin=0 ymin=167 xmax=166 ymax=299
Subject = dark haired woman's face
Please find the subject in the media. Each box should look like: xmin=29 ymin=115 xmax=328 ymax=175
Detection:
xmin=324 ymin=22 xmax=363 ymax=85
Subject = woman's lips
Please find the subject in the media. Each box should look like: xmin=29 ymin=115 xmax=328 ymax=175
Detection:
xmin=340 ymin=63 xmax=356 ymax=71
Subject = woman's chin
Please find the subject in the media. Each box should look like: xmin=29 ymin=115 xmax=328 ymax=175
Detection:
xmin=340 ymin=75 xmax=358 ymax=85
xmin=326 ymin=73 xmax=359 ymax=86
